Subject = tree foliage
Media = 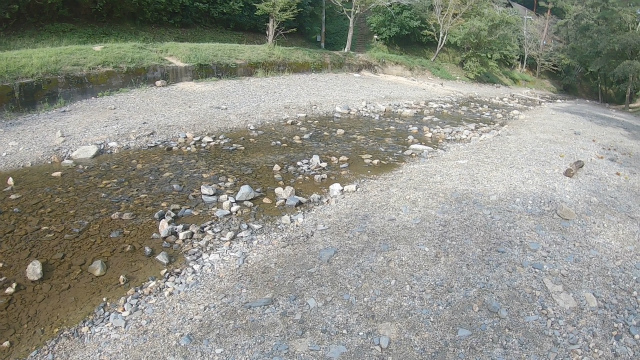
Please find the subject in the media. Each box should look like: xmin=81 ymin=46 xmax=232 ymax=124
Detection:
xmin=414 ymin=0 xmax=482 ymax=61
xmin=367 ymin=3 xmax=429 ymax=45
xmin=449 ymin=4 xmax=520 ymax=77
xmin=557 ymin=0 xmax=640 ymax=103
xmin=255 ymin=0 xmax=301 ymax=45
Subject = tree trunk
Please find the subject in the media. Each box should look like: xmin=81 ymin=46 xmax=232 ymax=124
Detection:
xmin=267 ymin=15 xmax=275 ymax=45
xmin=626 ymin=74 xmax=632 ymax=111
xmin=321 ymin=0 xmax=326 ymax=49
xmin=535 ymin=7 xmax=551 ymax=78
xmin=598 ymin=75 xmax=602 ymax=103
xmin=344 ymin=7 xmax=355 ymax=52
xmin=540 ymin=7 xmax=551 ymax=49
xmin=521 ymin=11 xmax=529 ymax=72
xmin=431 ymin=32 xmax=446 ymax=61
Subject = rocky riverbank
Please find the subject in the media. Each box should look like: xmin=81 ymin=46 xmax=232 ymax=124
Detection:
xmin=1 ymin=72 xmax=639 ymax=359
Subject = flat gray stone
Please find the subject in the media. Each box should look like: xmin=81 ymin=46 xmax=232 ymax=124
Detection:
xmin=243 ymin=298 xmax=273 ymax=309
xmin=236 ymin=185 xmax=259 ymax=201
xmin=307 ymin=298 xmax=317 ymax=309
xmin=179 ymin=334 xmax=194 ymax=346
xmin=408 ymin=144 xmax=433 ymax=152
xmin=156 ymin=251 xmax=171 ymax=266
xmin=320 ymin=248 xmax=337 ymax=263
xmin=215 ymin=209 xmax=231 ymax=218
xmin=584 ymin=292 xmax=598 ymax=308
xmin=202 ymin=195 xmax=218 ymax=203
xmin=380 ymin=336 xmax=390 ymax=349
xmin=87 ymin=260 xmax=107 ymax=277
xmin=543 ymin=278 xmax=577 ymax=309
xmin=556 ymin=203 xmax=577 ymax=220
xmin=200 ymin=185 xmax=216 ymax=195
xmin=71 ymin=145 xmax=99 ymax=160
xmin=286 ymin=196 xmax=302 ymax=207
xmin=457 ymin=328 xmax=472 ymax=338
xmin=486 ymin=300 xmax=501 ymax=313
xmin=326 ymin=345 xmax=347 ymax=358
xmin=111 ymin=315 xmax=125 ymax=328
xmin=498 ymin=308 xmax=508 ymax=319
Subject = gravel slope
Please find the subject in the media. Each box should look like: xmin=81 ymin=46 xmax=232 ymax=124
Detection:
xmin=4 ymin=73 xmax=639 ymax=359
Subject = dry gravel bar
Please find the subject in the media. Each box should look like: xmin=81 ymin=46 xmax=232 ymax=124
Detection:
xmin=2 ymin=73 xmax=639 ymax=359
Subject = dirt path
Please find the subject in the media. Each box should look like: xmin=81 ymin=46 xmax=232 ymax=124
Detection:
xmin=3 ymin=73 xmax=639 ymax=359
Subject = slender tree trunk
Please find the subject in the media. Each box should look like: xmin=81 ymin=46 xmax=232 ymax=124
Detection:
xmin=267 ymin=15 xmax=276 ymax=45
xmin=598 ymin=74 xmax=602 ymax=103
xmin=540 ymin=7 xmax=551 ymax=49
xmin=626 ymin=74 xmax=633 ymax=111
xmin=344 ymin=7 xmax=355 ymax=52
xmin=536 ymin=7 xmax=551 ymax=78
xmin=321 ymin=0 xmax=326 ymax=49
xmin=521 ymin=11 xmax=528 ymax=72
xmin=431 ymin=32 xmax=447 ymax=61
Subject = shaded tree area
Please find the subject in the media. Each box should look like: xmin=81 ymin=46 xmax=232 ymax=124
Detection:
xmin=557 ymin=0 xmax=640 ymax=104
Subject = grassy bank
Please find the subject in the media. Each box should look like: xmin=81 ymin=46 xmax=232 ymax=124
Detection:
xmin=0 ymin=23 xmax=338 ymax=83
xmin=0 ymin=23 xmax=280 ymax=51
xmin=0 ymin=23 xmax=553 ymax=91
xmin=0 ymin=42 xmax=352 ymax=83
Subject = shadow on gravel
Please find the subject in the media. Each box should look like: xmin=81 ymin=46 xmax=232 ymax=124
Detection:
xmin=555 ymin=103 xmax=640 ymax=141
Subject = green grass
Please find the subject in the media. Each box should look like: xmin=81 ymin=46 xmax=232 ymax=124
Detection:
xmin=0 ymin=23 xmax=353 ymax=83
xmin=365 ymin=46 xmax=456 ymax=80
xmin=0 ymin=43 xmax=169 ymax=82
xmin=0 ymin=23 xmax=259 ymax=51
xmin=158 ymin=43 xmax=339 ymax=65
xmin=0 ymin=42 xmax=352 ymax=82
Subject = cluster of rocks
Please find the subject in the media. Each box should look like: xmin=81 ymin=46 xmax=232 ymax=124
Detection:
xmin=333 ymin=95 xmax=530 ymax=121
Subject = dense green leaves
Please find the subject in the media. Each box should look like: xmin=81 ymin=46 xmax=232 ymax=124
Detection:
xmin=367 ymin=3 xmax=429 ymax=45
xmin=449 ymin=5 xmax=521 ymax=77
xmin=557 ymin=0 xmax=640 ymax=102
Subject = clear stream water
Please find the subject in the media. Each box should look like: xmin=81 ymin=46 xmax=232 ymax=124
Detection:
xmin=0 ymin=99 xmax=509 ymax=358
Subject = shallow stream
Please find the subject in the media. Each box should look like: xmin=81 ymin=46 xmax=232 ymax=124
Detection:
xmin=0 ymin=98 xmax=511 ymax=358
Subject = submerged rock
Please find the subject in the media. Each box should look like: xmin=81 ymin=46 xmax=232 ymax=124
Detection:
xmin=87 ymin=260 xmax=107 ymax=277
xmin=156 ymin=251 xmax=171 ymax=266
xmin=26 ymin=260 xmax=43 ymax=281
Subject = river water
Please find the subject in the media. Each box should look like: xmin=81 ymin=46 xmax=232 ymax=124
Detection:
xmin=0 ymin=98 xmax=506 ymax=358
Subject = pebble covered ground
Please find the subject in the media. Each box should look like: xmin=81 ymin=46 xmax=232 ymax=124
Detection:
xmin=1 ymin=72 xmax=638 ymax=359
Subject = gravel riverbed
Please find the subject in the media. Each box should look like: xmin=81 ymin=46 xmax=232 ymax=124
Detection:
xmin=1 ymin=72 xmax=639 ymax=359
